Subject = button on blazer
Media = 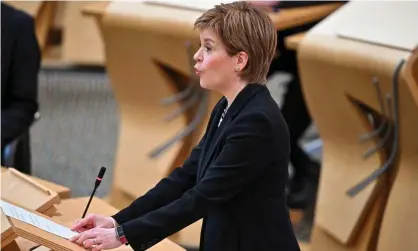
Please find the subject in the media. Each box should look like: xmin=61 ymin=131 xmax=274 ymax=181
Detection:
xmin=112 ymin=83 xmax=301 ymax=251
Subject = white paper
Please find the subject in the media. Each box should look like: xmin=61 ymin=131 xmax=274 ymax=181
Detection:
xmin=0 ymin=200 xmax=77 ymax=240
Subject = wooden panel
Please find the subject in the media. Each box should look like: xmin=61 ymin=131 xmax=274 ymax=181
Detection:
xmin=0 ymin=168 xmax=60 ymax=214
xmin=271 ymin=3 xmax=344 ymax=30
xmin=299 ymin=17 xmax=417 ymax=251
xmin=62 ymin=1 xmax=108 ymax=65
xmin=335 ymin=1 xmax=418 ymax=52
xmin=376 ymin=49 xmax=418 ymax=251
xmin=298 ymin=1 xmax=417 ymax=245
xmin=1 ymin=167 xmax=71 ymax=199
xmin=298 ymin=34 xmax=395 ymax=244
xmin=1 ymin=210 xmax=17 ymax=248
xmin=405 ymin=47 xmax=418 ymax=106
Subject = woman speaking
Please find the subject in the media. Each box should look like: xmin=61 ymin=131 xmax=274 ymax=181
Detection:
xmin=70 ymin=2 xmax=300 ymax=251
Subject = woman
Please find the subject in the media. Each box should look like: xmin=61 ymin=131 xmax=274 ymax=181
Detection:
xmin=70 ymin=2 xmax=300 ymax=251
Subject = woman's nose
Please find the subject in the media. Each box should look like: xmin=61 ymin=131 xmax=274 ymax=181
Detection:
xmin=193 ymin=49 xmax=202 ymax=62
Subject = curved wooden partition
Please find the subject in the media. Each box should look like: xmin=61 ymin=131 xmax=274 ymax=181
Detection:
xmin=376 ymin=48 xmax=418 ymax=251
xmin=298 ymin=2 xmax=418 ymax=250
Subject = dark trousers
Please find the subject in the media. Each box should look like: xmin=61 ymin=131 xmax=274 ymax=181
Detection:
xmin=267 ymin=21 xmax=320 ymax=180
xmin=1 ymin=131 xmax=32 ymax=174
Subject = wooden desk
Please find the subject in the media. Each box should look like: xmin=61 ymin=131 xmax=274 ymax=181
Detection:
xmin=271 ymin=3 xmax=343 ymax=30
xmin=1 ymin=167 xmax=71 ymax=199
xmin=298 ymin=1 xmax=418 ymax=251
xmin=63 ymin=1 xmax=343 ymax=65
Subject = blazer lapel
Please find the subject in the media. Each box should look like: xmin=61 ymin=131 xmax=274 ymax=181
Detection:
xmin=199 ymin=84 xmax=266 ymax=180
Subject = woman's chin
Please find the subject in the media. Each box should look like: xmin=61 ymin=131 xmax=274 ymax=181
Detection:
xmin=199 ymin=80 xmax=210 ymax=89
xmin=199 ymin=79 xmax=217 ymax=91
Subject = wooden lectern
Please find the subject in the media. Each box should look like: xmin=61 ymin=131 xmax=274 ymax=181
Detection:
xmin=1 ymin=167 xmax=71 ymax=200
xmin=1 ymin=168 xmax=67 ymax=251
xmin=35 ymin=196 xmax=185 ymax=251
xmin=1 ymin=200 xmax=86 ymax=251
xmin=0 ymin=168 xmax=60 ymax=217
xmin=297 ymin=1 xmax=418 ymax=250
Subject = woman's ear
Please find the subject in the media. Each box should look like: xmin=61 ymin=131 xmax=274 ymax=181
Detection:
xmin=234 ymin=51 xmax=249 ymax=72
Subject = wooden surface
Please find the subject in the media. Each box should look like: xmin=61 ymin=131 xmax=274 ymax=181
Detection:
xmin=405 ymin=47 xmax=418 ymax=106
xmin=1 ymin=210 xmax=17 ymax=248
xmin=299 ymin=241 xmax=310 ymax=251
xmin=376 ymin=49 xmax=418 ymax=251
xmin=335 ymin=1 xmax=418 ymax=52
xmin=298 ymin=1 xmax=417 ymax=249
xmin=61 ymin=1 xmax=107 ymax=65
xmin=1 ymin=199 xmax=86 ymax=251
xmin=310 ymin=190 xmax=386 ymax=251
xmin=2 ymin=240 xmax=21 ymax=251
xmin=285 ymin=32 xmax=306 ymax=50
xmin=1 ymin=167 xmax=71 ymax=199
xmin=0 ymin=168 xmax=60 ymax=214
xmin=299 ymin=34 xmax=392 ymax=244
xmin=271 ymin=3 xmax=343 ymax=30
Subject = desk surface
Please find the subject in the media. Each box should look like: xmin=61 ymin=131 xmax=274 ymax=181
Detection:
xmin=309 ymin=1 xmax=418 ymax=51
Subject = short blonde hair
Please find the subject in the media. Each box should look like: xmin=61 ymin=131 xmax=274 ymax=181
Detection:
xmin=194 ymin=1 xmax=277 ymax=84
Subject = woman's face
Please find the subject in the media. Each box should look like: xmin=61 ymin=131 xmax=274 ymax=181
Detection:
xmin=193 ymin=29 xmax=239 ymax=91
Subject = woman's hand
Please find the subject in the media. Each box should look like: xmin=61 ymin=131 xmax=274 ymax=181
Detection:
xmin=71 ymin=214 xmax=115 ymax=233
xmin=70 ymin=227 xmax=122 ymax=251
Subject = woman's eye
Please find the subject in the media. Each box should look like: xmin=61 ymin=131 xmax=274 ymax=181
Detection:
xmin=204 ymin=46 xmax=211 ymax=52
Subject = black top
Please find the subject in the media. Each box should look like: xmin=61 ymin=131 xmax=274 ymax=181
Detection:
xmin=1 ymin=3 xmax=40 ymax=147
xmin=112 ymin=84 xmax=299 ymax=251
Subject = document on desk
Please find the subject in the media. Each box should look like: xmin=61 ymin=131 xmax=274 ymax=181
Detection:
xmin=0 ymin=200 xmax=78 ymax=239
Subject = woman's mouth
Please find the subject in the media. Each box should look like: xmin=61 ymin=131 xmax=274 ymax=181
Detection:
xmin=195 ymin=70 xmax=201 ymax=76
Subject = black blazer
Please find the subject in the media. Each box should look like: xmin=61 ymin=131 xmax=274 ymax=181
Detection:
xmin=112 ymin=84 xmax=300 ymax=251
xmin=1 ymin=3 xmax=40 ymax=148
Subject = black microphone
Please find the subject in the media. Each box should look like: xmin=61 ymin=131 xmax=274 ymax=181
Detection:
xmin=82 ymin=166 xmax=106 ymax=218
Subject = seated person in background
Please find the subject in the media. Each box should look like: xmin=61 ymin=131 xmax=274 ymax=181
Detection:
xmin=251 ymin=0 xmax=345 ymax=209
xmin=70 ymin=2 xmax=300 ymax=251
xmin=1 ymin=3 xmax=41 ymax=174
